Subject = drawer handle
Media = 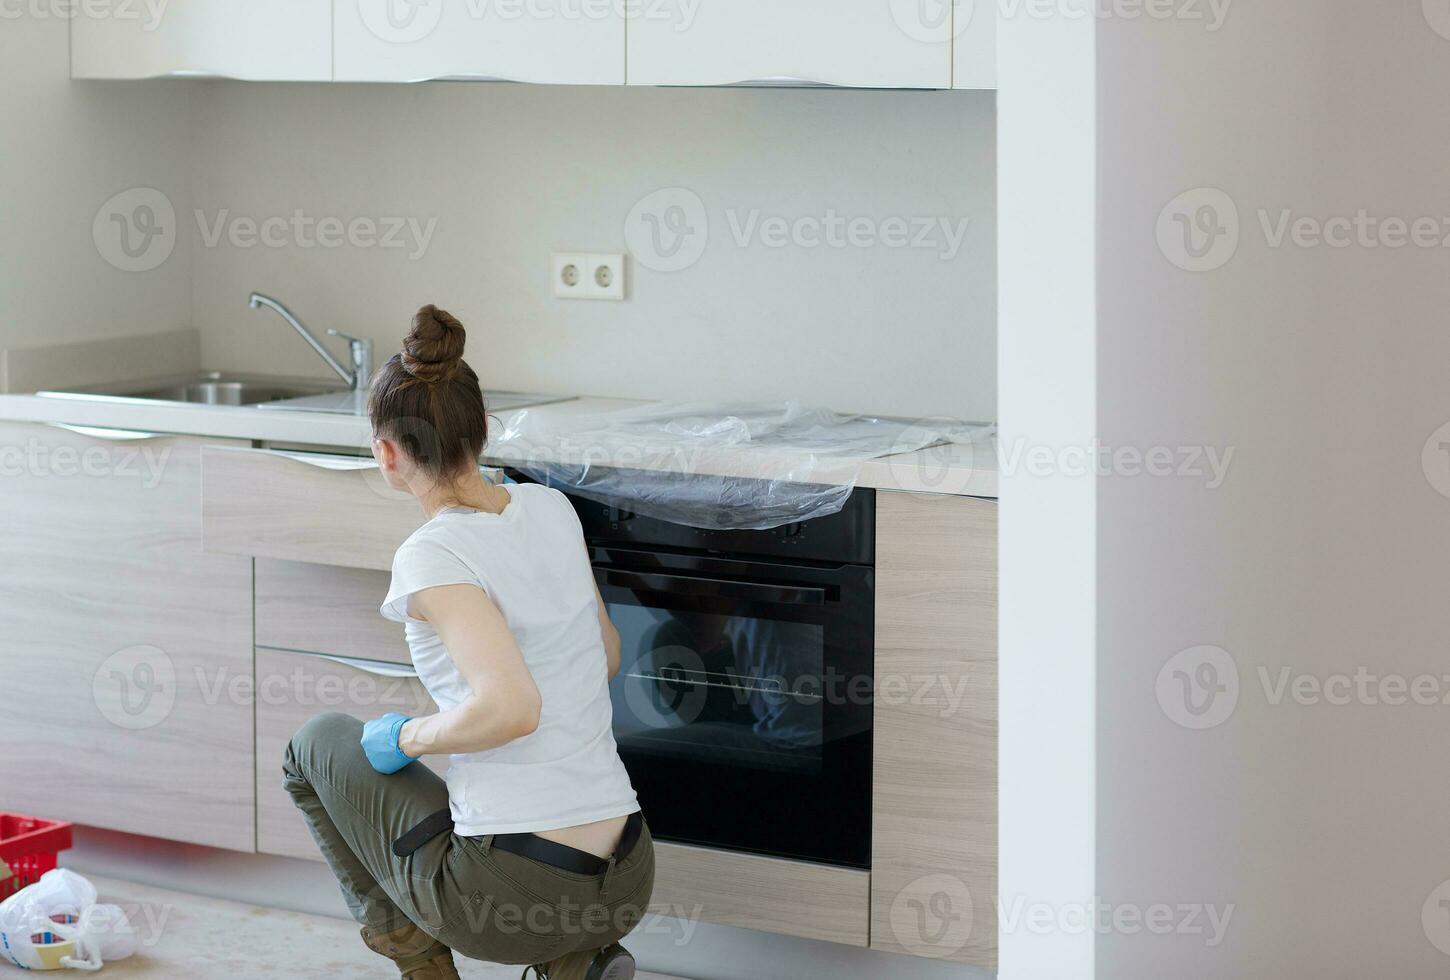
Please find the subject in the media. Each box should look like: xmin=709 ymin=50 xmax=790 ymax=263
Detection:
xmin=313 ymin=653 xmax=418 ymax=680
xmin=720 ymin=76 xmax=841 ymax=88
xmin=46 ymin=422 xmax=163 ymax=442
xmin=268 ymin=448 xmax=499 ymax=479
xmin=435 ymin=74 xmax=512 ymax=83
xmin=270 ymin=449 xmax=380 ymax=472
xmin=597 ymin=568 xmax=828 ymax=606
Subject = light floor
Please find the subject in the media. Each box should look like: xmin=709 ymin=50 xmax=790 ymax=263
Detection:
xmin=79 ymin=876 xmax=685 ymax=979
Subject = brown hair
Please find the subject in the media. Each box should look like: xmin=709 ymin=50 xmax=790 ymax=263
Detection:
xmin=368 ymin=305 xmax=488 ymax=479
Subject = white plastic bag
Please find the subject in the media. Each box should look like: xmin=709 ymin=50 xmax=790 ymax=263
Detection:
xmin=0 ymin=870 xmax=135 ymax=972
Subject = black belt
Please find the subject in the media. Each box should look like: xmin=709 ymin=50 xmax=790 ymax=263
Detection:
xmin=394 ymin=809 xmax=645 ymax=877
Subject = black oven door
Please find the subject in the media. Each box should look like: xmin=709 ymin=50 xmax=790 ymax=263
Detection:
xmin=594 ymin=545 xmax=873 ymax=869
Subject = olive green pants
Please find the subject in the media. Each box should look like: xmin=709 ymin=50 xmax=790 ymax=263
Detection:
xmin=282 ymin=712 xmax=655 ymax=967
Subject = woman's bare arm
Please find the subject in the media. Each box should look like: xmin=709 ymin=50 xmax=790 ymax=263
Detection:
xmin=396 ymin=584 xmax=542 ymax=758
xmin=595 ymin=581 xmax=621 ymax=680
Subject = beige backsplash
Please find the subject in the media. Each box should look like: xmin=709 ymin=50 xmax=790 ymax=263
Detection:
xmin=1 ymin=329 xmax=200 ymax=395
xmin=187 ymin=83 xmax=996 ymax=422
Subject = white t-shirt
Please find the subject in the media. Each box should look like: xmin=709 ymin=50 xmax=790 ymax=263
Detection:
xmin=380 ymin=482 xmax=639 ymax=836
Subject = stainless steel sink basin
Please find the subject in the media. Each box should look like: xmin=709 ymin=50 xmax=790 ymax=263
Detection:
xmin=39 ymin=372 xmax=348 ymax=407
xmin=39 ymin=371 xmax=576 ymax=416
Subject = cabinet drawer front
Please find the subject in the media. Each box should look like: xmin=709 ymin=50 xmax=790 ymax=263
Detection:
xmin=650 ymin=842 xmax=869 ymax=947
xmin=256 ymin=560 xmax=407 ymax=666
xmin=71 ymin=0 xmax=332 ymax=80
xmin=628 ymin=0 xmax=952 ymax=88
xmin=256 ymin=647 xmax=440 ymax=861
xmin=202 ymin=447 xmax=421 ymax=571
xmin=335 ymin=0 xmax=625 ymax=83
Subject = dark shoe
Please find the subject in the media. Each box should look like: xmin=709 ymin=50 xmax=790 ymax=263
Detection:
xmin=524 ymin=943 xmax=636 ymax=980
xmin=360 ymin=923 xmax=462 ymax=980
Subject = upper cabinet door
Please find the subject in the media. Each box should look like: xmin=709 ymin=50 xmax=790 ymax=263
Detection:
xmin=335 ymin=0 xmax=625 ymax=84
xmin=71 ymin=0 xmax=332 ymax=81
xmin=953 ymin=0 xmax=996 ymax=89
xmin=627 ymin=0 xmax=953 ymax=89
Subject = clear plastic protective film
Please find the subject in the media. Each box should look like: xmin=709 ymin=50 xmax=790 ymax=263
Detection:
xmin=489 ymin=401 xmax=994 ymax=530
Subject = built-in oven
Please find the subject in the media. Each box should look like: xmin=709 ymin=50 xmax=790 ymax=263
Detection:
xmin=513 ymin=471 xmax=875 ymax=869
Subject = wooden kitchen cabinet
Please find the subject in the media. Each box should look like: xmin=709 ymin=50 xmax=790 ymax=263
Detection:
xmin=71 ymin=0 xmax=332 ymax=81
xmin=201 ymin=446 xmax=422 ymax=571
xmin=0 ymin=422 xmax=255 ymax=851
xmin=255 ymin=560 xmax=406 ymax=666
xmin=650 ymin=842 xmax=870 ymax=947
xmin=334 ymin=0 xmax=624 ymax=84
xmin=627 ymin=0 xmax=953 ymax=88
xmin=871 ymin=491 xmax=998 ymax=967
xmin=255 ymin=647 xmax=440 ymax=860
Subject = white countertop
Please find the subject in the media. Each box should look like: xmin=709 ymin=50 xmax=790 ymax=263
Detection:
xmin=0 ymin=392 xmax=997 ymax=498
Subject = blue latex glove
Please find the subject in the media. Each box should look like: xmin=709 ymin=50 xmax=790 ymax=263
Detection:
xmin=361 ymin=713 xmax=416 ymax=774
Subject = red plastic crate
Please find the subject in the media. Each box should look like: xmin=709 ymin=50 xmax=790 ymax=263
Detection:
xmin=0 ymin=814 xmax=73 ymax=900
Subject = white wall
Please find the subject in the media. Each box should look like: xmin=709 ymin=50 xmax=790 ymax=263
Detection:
xmin=0 ymin=14 xmax=192 ymax=361
xmin=186 ymin=82 xmax=996 ymax=421
xmin=1094 ymin=2 xmax=1450 ymax=978
xmin=996 ymin=9 xmax=1097 ymax=980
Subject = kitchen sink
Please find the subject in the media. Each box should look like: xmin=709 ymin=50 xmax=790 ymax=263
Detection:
xmin=38 ymin=372 xmax=575 ymax=415
xmin=39 ymin=372 xmax=348 ymax=407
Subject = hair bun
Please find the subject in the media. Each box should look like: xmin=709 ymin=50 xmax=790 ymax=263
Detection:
xmin=401 ymin=304 xmax=466 ymax=383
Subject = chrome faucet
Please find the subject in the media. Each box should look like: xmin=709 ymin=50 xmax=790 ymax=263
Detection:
xmin=247 ymin=292 xmax=372 ymax=391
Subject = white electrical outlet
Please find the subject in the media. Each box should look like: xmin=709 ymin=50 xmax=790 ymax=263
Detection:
xmin=552 ymin=252 xmax=625 ymax=301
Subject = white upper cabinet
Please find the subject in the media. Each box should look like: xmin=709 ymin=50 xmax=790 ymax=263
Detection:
xmin=71 ymin=0 xmax=332 ymax=81
xmin=627 ymin=0 xmax=954 ymax=89
xmin=334 ymin=0 xmax=625 ymax=84
xmin=953 ymin=0 xmax=997 ymax=89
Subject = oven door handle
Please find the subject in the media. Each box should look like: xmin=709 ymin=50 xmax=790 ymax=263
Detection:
xmin=596 ymin=568 xmax=828 ymax=606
